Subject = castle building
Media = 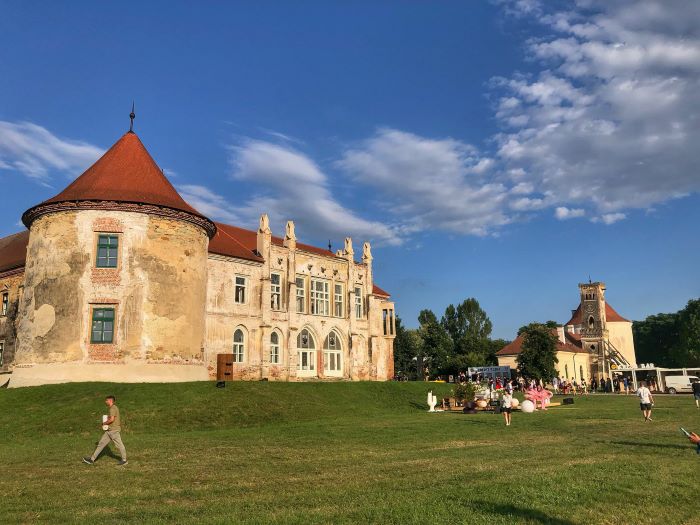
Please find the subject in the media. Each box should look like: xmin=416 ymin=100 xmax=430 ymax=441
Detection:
xmin=496 ymin=282 xmax=636 ymax=382
xmin=0 ymin=126 xmax=395 ymax=387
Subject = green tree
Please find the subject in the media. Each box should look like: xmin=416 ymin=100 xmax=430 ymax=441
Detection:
xmin=516 ymin=323 xmax=558 ymax=381
xmin=672 ymin=299 xmax=700 ymax=367
xmin=441 ymin=298 xmax=494 ymax=367
xmin=417 ymin=309 xmax=453 ymax=379
xmin=633 ymin=312 xmax=679 ymax=366
xmin=392 ymin=315 xmax=423 ymax=379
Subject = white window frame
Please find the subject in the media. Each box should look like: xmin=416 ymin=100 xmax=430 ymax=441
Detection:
xmin=271 ymin=272 xmax=282 ymax=310
xmin=323 ymin=331 xmax=343 ymax=376
xmin=233 ymin=328 xmax=245 ymax=363
xmin=295 ymin=275 xmax=306 ymax=314
xmin=234 ymin=275 xmax=248 ymax=305
xmin=1 ymin=292 xmax=8 ymax=316
xmin=354 ymin=286 xmax=364 ymax=319
xmin=297 ymin=328 xmax=316 ymax=376
xmin=334 ymin=283 xmax=344 ymax=318
xmin=270 ymin=331 xmax=281 ymax=364
xmin=311 ymin=279 xmax=330 ymax=316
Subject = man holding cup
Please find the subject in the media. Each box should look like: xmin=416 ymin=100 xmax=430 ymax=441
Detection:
xmin=82 ymin=395 xmax=127 ymax=466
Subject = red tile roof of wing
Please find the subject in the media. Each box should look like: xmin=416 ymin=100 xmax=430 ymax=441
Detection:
xmin=565 ymin=303 xmax=629 ymax=325
xmin=564 ymin=331 xmax=583 ymax=347
xmin=0 ymin=230 xmax=29 ymax=274
xmin=372 ymin=284 xmax=390 ymax=297
xmin=496 ymin=331 xmax=587 ymax=356
xmin=25 ymin=132 xmax=208 ymax=222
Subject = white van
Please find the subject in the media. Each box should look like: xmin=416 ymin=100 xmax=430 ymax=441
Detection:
xmin=664 ymin=375 xmax=699 ymax=394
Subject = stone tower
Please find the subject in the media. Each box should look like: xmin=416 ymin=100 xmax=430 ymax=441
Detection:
xmin=14 ymin=129 xmax=216 ymax=384
xmin=578 ymin=281 xmax=608 ymax=379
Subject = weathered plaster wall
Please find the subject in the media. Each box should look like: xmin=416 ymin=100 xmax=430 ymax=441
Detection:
xmin=607 ymin=321 xmax=636 ymax=366
xmin=15 ymin=210 xmax=209 ymax=376
xmin=0 ymin=270 xmax=24 ymax=371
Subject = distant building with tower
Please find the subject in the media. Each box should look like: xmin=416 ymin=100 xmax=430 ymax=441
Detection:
xmin=496 ymin=282 xmax=636 ymax=382
xmin=0 ymin=116 xmax=396 ymax=387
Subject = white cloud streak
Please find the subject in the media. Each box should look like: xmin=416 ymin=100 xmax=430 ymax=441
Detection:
xmin=0 ymin=121 xmax=102 ymax=183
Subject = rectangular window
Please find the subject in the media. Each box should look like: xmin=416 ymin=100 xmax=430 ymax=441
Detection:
xmin=234 ymin=276 xmax=247 ymax=304
xmin=295 ymin=276 xmax=306 ymax=313
xmin=0 ymin=340 xmax=4 ymax=367
xmin=91 ymin=308 xmax=115 ymax=344
xmin=383 ymin=309 xmax=388 ymax=336
xmin=1 ymin=292 xmax=8 ymax=316
xmin=311 ymin=279 xmax=330 ymax=316
xmin=354 ymin=287 xmax=364 ymax=319
xmin=334 ymin=283 xmax=344 ymax=317
xmin=95 ymin=234 xmax=119 ymax=268
xmin=271 ymin=273 xmax=282 ymax=310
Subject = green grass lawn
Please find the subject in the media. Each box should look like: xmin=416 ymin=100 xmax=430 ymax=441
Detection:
xmin=0 ymin=382 xmax=698 ymax=524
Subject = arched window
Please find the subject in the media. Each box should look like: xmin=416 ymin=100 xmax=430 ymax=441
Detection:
xmin=297 ymin=328 xmax=316 ymax=373
xmin=580 ymin=365 xmax=584 ymax=381
xmin=323 ymin=331 xmax=343 ymax=374
xmin=270 ymin=331 xmax=281 ymax=364
xmin=588 ymin=316 xmax=595 ymax=329
xmin=233 ymin=328 xmax=245 ymax=363
xmin=565 ymin=364 xmax=569 ymax=379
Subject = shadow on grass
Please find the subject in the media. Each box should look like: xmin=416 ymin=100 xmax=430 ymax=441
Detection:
xmin=603 ymin=440 xmax=689 ymax=450
xmin=469 ymin=500 xmax=576 ymax=525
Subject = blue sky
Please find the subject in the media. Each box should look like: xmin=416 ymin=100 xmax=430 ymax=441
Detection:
xmin=1 ymin=1 xmax=699 ymax=339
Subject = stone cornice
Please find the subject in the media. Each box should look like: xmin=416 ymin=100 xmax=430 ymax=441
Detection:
xmin=22 ymin=200 xmax=217 ymax=239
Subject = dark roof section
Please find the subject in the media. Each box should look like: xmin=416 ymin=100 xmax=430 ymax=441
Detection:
xmin=0 ymin=230 xmax=29 ymax=274
xmin=22 ymin=132 xmax=215 ymax=236
xmin=496 ymin=331 xmax=587 ymax=356
xmin=565 ymin=303 xmax=629 ymax=325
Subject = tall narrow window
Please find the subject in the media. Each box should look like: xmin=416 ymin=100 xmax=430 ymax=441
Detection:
xmin=233 ymin=329 xmax=245 ymax=363
xmin=389 ymin=309 xmax=395 ymax=335
xmin=311 ymin=279 xmax=329 ymax=316
xmin=271 ymin=273 xmax=282 ymax=310
xmin=270 ymin=332 xmax=280 ymax=364
xmin=0 ymin=340 xmax=4 ymax=367
xmin=297 ymin=328 xmax=316 ymax=372
xmin=580 ymin=365 xmax=584 ymax=381
xmin=234 ymin=276 xmax=247 ymax=304
xmin=323 ymin=331 xmax=343 ymax=374
xmin=383 ymin=310 xmax=389 ymax=335
xmin=1 ymin=292 xmax=8 ymax=316
xmin=354 ymin=287 xmax=363 ymax=319
xmin=565 ymin=364 xmax=569 ymax=379
xmin=91 ymin=308 xmax=115 ymax=344
xmin=334 ymin=283 xmax=344 ymax=317
xmin=296 ymin=276 xmax=306 ymax=313
xmin=96 ymin=234 xmax=119 ymax=268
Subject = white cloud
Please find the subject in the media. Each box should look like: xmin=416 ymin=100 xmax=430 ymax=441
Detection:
xmin=0 ymin=121 xmax=102 ymax=183
xmin=338 ymin=128 xmax=511 ymax=236
xmin=554 ymin=207 xmax=585 ymax=220
xmin=177 ymin=184 xmax=242 ymax=224
xmin=228 ymin=140 xmax=403 ymax=246
xmin=492 ymin=0 xmax=700 ymax=221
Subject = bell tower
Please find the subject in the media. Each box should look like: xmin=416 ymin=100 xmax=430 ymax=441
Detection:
xmin=579 ymin=281 xmax=608 ymax=380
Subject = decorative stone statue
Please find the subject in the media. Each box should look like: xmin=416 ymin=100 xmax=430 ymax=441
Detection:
xmin=427 ymin=391 xmax=437 ymax=412
xmin=344 ymin=237 xmax=354 ymax=256
xmin=285 ymin=220 xmax=296 ymax=241
xmin=362 ymin=241 xmax=372 ymax=261
xmin=259 ymin=213 xmax=271 ymax=234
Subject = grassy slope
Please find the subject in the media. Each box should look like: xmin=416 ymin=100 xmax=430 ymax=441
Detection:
xmin=0 ymin=382 xmax=698 ymax=525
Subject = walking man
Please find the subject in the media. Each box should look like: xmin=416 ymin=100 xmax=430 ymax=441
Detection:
xmin=636 ymin=381 xmax=654 ymax=422
xmin=692 ymin=379 xmax=700 ymax=409
xmin=83 ymin=395 xmax=127 ymax=465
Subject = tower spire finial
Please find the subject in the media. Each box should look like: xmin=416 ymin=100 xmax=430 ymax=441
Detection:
xmin=129 ymin=101 xmax=136 ymax=133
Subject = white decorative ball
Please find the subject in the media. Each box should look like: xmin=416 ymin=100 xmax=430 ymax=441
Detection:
xmin=511 ymin=398 xmax=519 ymax=408
xmin=521 ymin=400 xmax=535 ymax=413
xmin=476 ymin=400 xmax=488 ymax=409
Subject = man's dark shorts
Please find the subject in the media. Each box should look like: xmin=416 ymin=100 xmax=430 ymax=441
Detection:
xmin=694 ymin=394 xmax=700 ymax=401
xmin=640 ymin=403 xmax=652 ymax=411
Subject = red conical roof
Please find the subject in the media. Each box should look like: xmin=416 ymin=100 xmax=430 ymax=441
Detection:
xmin=22 ymin=132 xmax=215 ymax=237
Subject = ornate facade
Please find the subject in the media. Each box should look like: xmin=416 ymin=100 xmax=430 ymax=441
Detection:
xmin=0 ymin=129 xmax=395 ymax=387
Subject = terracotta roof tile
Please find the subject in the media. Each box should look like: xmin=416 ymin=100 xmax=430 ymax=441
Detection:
xmin=496 ymin=331 xmax=588 ymax=357
xmin=372 ymin=284 xmax=390 ymax=297
xmin=0 ymin=230 xmax=29 ymax=274
xmin=565 ymin=303 xmax=629 ymax=325
xmin=22 ymin=132 xmax=211 ymax=229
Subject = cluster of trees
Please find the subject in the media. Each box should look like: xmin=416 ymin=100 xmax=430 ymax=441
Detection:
xmin=393 ymin=298 xmax=509 ymax=379
xmin=633 ymin=299 xmax=700 ymax=367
